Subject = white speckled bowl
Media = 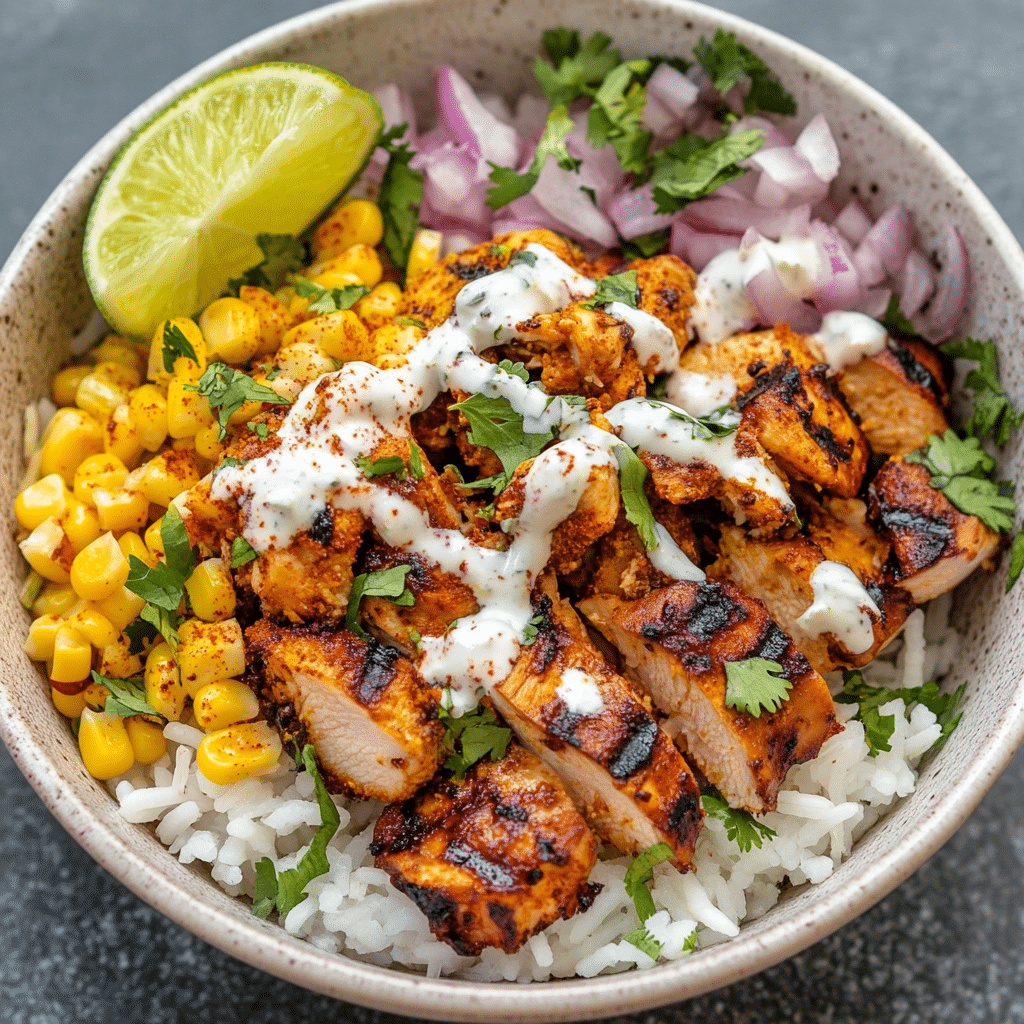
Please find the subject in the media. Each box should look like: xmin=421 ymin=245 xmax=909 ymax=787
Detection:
xmin=2 ymin=0 xmax=1023 ymax=1019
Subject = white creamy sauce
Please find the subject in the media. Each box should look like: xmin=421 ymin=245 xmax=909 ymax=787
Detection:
xmin=795 ymin=560 xmax=881 ymax=655
xmin=663 ymin=368 xmax=737 ymax=417
xmin=555 ymin=668 xmax=606 ymax=716
xmin=605 ymin=301 xmax=679 ymax=374
xmin=811 ymin=310 xmax=888 ymax=373
xmin=647 ymin=522 xmax=706 ymax=582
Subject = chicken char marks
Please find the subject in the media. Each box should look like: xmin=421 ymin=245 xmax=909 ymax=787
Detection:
xmin=372 ymin=743 xmax=600 ymax=956
xmin=580 ymin=580 xmax=841 ymax=813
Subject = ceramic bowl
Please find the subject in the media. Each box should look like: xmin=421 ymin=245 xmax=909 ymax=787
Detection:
xmin=2 ymin=0 xmax=1023 ymax=1020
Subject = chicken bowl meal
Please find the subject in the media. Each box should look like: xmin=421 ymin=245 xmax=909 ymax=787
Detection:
xmin=3 ymin=0 xmax=1023 ymax=1019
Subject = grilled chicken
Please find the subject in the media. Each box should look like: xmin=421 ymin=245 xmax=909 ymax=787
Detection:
xmin=712 ymin=522 xmax=913 ymax=673
xmin=246 ymin=620 xmax=442 ymax=801
xmin=580 ymin=580 xmax=842 ymax=813
xmin=371 ymin=742 xmax=600 ymax=956
xmin=630 ymin=253 xmax=697 ymax=353
xmin=868 ymin=457 xmax=1000 ymax=602
xmin=829 ymin=336 xmax=951 ymax=456
xmin=492 ymin=577 xmax=704 ymax=869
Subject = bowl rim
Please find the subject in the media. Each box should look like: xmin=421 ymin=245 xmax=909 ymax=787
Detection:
xmin=3 ymin=0 xmax=1024 ymax=1019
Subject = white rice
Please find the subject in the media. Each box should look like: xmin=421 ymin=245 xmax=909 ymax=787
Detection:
xmin=108 ymin=595 xmax=957 ymax=980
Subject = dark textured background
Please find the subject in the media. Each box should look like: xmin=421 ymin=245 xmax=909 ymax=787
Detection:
xmin=2 ymin=1 xmax=1023 ymax=1021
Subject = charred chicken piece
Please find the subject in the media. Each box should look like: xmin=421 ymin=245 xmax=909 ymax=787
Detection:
xmin=246 ymin=620 xmax=442 ymax=801
xmin=580 ymin=580 xmax=842 ymax=813
xmin=868 ymin=457 xmax=1000 ymax=602
xmin=492 ymin=578 xmax=704 ymax=869
xmin=372 ymin=742 xmax=600 ymax=956
xmin=630 ymin=253 xmax=698 ymax=354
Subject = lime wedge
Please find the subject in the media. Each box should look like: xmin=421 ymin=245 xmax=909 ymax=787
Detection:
xmin=84 ymin=62 xmax=383 ymax=338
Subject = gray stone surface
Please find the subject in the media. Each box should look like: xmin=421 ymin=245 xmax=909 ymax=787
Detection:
xmin=2 ymin=0 xmax=1023 ymax=1021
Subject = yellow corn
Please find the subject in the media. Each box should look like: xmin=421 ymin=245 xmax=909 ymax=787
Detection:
xmin=51 ymin=624 xmax=92 ymax=684
xmin=78 ymin=708 xmax=136 ymax=780
xmin=32 ymin=582 xmax=78 ymax=618
xmin=82 ymin=681 xmax=109 ymax=711
xmin=128 ymin=384 xmax=169 ymax=452
xmin=15 ymin=474 xmax=70 ymax=531
xmin=178 ymin=618 xmax=245 ymax=695
xmin=199 ymin=297 xmax=262 ymax=364
xmin=73 ymin=453 xmax=128 ymax=507
xmin=147 ymin=317 xmax=206 ymax=384
xmin=312 ymin=199 xmax=384 ymax=259
xmin=273 ymin=340 xmax=338 ymax=388
xmin=406 ymin=228 xmax=443 ymax=281
xmin=194 ymin=422 xmax=225 ymax=462
xmin=239 ymin=286 xmax=294 ymax=355
xmin=309 ymin=243 xmax=383 ymax=288
xmin=280 ymin=309 xmax=370 ymax=364
xmin=193 ymin=678 xmax=260 ymax=732
xmin=97 ymin=584 xmax=147 ymax=633
xmin=144 ymin=642 xmax=186 ymax=721
xmin=66 ymin=607 xmax=119 ymax=649
xmin=39 ymin=408 xmax=104 ymax=485
xmin=103 ymin=403 xmax=144 ymax=469
xmin=126 ymin=716 xmax=167 ymax=765
xmin=90 ymin=336 xmax=147 ymax=378
xmin=19 ymin=518 xmax=72 ymax=583
xmin=144 ymin=518 xmax=166 ymax=560
xmin=117 ymin=531 xmax=152 ymax=567
xmin=184 ymin=558 xmax=236 ymax=622
xmin=94 ymin=635 xmax=143 ymax=679
xmin=353 ymin=281 xmax=403 ymax=331
xmin=310 ymin=267 xmax=363 ymax=292
xmin=166 ymin=378 xmax=214 ymax=438
xmin=55 ymin=500 xmax=101 ymax=554
xmin=92 ymin=487 xmax=149 ymax=533
xmin=75 ymin=365 xmax=134 ymax=419
xmin=196 ymin=721 xmax=282 ymax=785
xmin=138 ymin=449 xmax=203 ymax=506
xmin=23 ymin=614 xmax=64 ymax=661
xmin=51 ymin=685 xmax=88 ymax=718
xmin=366 ymin=323 xmax=423 ymax=367
xmin=70 ymin=532 xmax=130 ymax=602
xmin=52 ymin=365 xmax=92 ymax=407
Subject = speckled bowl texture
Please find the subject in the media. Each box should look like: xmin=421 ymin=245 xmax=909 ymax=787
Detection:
xmin=2 ymin=0 xmax=1023 ymax=1020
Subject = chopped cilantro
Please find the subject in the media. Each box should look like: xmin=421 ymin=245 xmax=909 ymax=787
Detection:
xmin=497 ymin=359 xmax=530 ymax=383
xmin=623 ymin=842 xmax=674 ymax=926
xmin=89 ymin=671 xmax=161 ymax=719
xmin=587 ymin=59 xmax=654 ymax=174
xmin=247 ymin=420 xmax=270 ymax=440
xmin=651 ymin=399 xmax=740 ymax=439
xmin=124 ymin=616 xmax=159 ymax=656
xmin=408 ymin=629 xmax=422 ymax=649
xmin=344 ymin=565 xmax=415 ymax=641
xmin=905 ymin=430 xmax=1015 ymax=532
xmin=251 ymin=857 xmax=278 ymax=920
xmin=184 ymin=361 xmax=289 ymax=441
xmin=354 ymin=454 xmax=408 ymax=480
xmin=613 ymin=445 xmax=658 ymax=551
xmin=534 ymin=30 xmax=620 ymax=107
xmin=701 ymin=790 xmax=777 ymax=852
xmin=939 ymin=337 xmax=1023 ymax=446
xmin=682 ymin=928 xmax=699 ymax=953
xmin=227 ymin=233 xmax=306 ymax=294
xmin=879 ymin=295 xmax=919 ymax=338
xmin=723 ymin=657 xmax=793 ymax=717
xmin=1007 ymin=530 xmax=1024 ymax=593
xmin=509 ymin=249 xmax=538 ymax=268
xmin=377 ymin=124 xmax=424 ymax=274
xmin=521 ymin=613 xmax=544 ymax=645
xmin=292 ymin=275 xmax=370 ymax=315
xmin=620 ymin=228 xmax=670 ymax=260
xmin=139 ymin=603 xmax=182 ymax=652
xmin=438 ymin=700 xmax=512 ymax=778
xmin=395 ymin=315 xmax=427 ymax=329
xmin=161 ymin=322 xmax=198 ymax=372
xmin=407 ymin=440 xmax=425 ymax=480
xmin=623 ymin=926 xmax=663 ymax=960
xmin=231 ymin=536 xmax=258 ymax=568
xmin=581 ymin=270 xmax=638 ymax=310
xmin=693 ymin=29 xmax=796 ymax=115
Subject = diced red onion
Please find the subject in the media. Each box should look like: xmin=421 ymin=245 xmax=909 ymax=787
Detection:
xmin=852 ymin=238 xmax=888 ymax=288
xmin=794 ymin=114 xmax=840 ymax=183
xmin=373 ymin=84 xmax=419 ymax=141
xmin=682 ymin=197 xmax=809 ymax=240
xmin=434 ymin=65 xmax=522 ymax=168
xmin=807 ymin=220 xmax=862 ymax=313
xmin=418 ymin=144 xmax=493 ymax=233
xmin=641 ymin=91 xmax=679 ymax=138
xmin=608 ymin=183 xmax=674 ymax=239
xmin=896 ymin=249 xmax=936 ymax=317
xmin=914 ymin=226 xmax=970 ymax=341
xmin=860 ymin=205 xmax=915 ymax=276
xmin=746 ymin=261 xmax=822 ymax=333
xmin=857 ymin=287 xmax=893 ymax=320
xmin=730 ymin=115 xmax=792 ymax=151
xmin=750 ymin=146 xmax=829 ymax=208
xmin=531 ymin=156 xmax=619 ymax=248
xmin=832 ymin=198 xmax=873 ymax=244
xmin=647 ymin=62 xmax=700 ymax=118
xmin=566 ymin=119 xmax=626 ymax=209
xmin=670 ymin=219 xmax=740 ymax=271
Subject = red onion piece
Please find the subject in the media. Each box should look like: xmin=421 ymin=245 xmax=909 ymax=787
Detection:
xmin=794 ymin=114 xmax=840 ymax=183
xmin=418 ymin=143 xmax=493 ymax=234
xmin=731 ymin=115 xmax=792 ymax=151
xmin=751 ymin=146 xmax=829 ymax=208
xmin=746 ymin=261 xmax=822 ymax=333
xmin=373 ymin=84 xmax=418 ymax=141
xmin=608 ymin=183 xmax=674 ymax=239
xmin=857 ymin=287 xmax=893 ymax=320
xmin=896 ymin=249 xmax=936 ymax=317
xmin=807 ymin=220 xmax=863 ymax=313
xmin=641 ymin=91 xmax=679 ymax=138
xmin=443 ymin=228 xmax=489 ymax=256
xmin=682 ymin=197 xmax=809 ymax=240
xmin=852 ymin=238 xmax=888 ymax=288
xmin=647 ymin=62 xmax=700 ymax=118
xmin=860 ymin=205 xmax=915 ymax=276
xmin=914 ymin=226 xmax=970 ymax=341
xmin=531 ymin=156 xmax=619 ymax=248
xmin=671 ymin=219 xmax=739 ymax=271
xmin=434 ymin=65 xmax=522 ymax=168
xmin=833 ymin=198 xmax=873 ymax=244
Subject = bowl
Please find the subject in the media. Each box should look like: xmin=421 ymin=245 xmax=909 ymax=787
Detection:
xmin=2 ymin=0 xmax=1023 ymax=1020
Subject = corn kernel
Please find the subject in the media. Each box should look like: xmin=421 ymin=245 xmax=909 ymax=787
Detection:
xmin=23 ymin=614 xmax=64 ymax=661
xmin=128 ymin=384 xmax=169 ymax=452
xmin=92 ymin=487 xmax=149 ymax=533
xmin=148 ymin=317 xmax=206 ymax=384
xmin=194 ymin=422 xmax=225 ymax=462
xmin=15 ymin=474 xmax=70 ymax=531
xmin=103 ymin=403 xmax=144 ymax=469
xmin=75 ymin=367 xmax=132 ymax=419
xmin=407 ymin=228 xmax=443 ymax=281
xmin=51 ymin=685 xmax=88 ymax=718
xmin=117 ymin=531 xmax=152 ymax=567
xmin=90 ymin=336 xmax=147 ymax=378
xmin=32 ymin=582 xmax=78 ymax=618
xmin=178 ymin=618 xmax=245 ymax=695
xmin=310 ymin=267 xmax=363 ymax=292
xmin=73 ymin=453 xmax=128 ymax=507
xmin=78 ymin=708 xmax=136 ymax=780
xmin=353 ymin=281 xmax=402 ymax=331
xmin=312 ymin=199 xmax=385 ymax=258
xmin=367 ymin=323 xmax=423 ymax=367
xmin=82 ymin=681 xmax=109 ymax=711
xmin=309 ymin=243 xmax=383 ymax=288
xmin=239 ymin=286 xmax=294 ymax=355
xmin=144 ymin=518 xmax=166 ymax=560
xmin=166 ymin=378 xmax=214 ymax=438
xmin=196 ymin=721 xmax=282 ymax=785
xmin=66 ymin=607 xmax=119 ymax=649
xmin=70 ymin=532 xmax=130 ymax=602
xmin=185 ymin=558 xmax=236 ymax=622
xmin=98 ymin=584 xmax=147 ymax=633
xmin=51 ymin=624 xmax=92 ymax=683
xmin=19 ymin=518 xmax=72 ymax=583
xmin=39 ymin=408 xmax=104 ymax=485
xmin=199 ymin=297 xmax=262 ymax=364
xmin=193 ymin=678 xmax=259 ymax=732
xmin=281 ymin=309 xmax=370 ymax=364
xmin=273 ymin=340 xmax=337 ymax=388
xmin=126 ymin=716 xmax=167 ymax=765
xmin=138 ymin=449 xmax=203 ymax=507
xmin=56 ymin=500 xmax=101 ymax=554
xmin=94 ymin=635 xmax=143 ymax=679
xmin=144 ymin=642 xmax=186 ymax=721
xmin=52 ymin=365 xmax=92 ymax=407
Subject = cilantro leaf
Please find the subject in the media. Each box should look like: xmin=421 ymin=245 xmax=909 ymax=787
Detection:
xmin=613 ymin=445 xmax=658 ymax=551
xmin=185 ymin=362 xmax=289 ymax=441
xmin=344 ymin=565 xmax=414 ymax=640
xmin=521 ymin=613 xmax=544 ymax=646
xmin=269 ymin=745 xmax=342 ymax=917
xmin=449 ymin=393 xmax=554 ymax=483
xmin=231 ymin=536 xmax=258 ymax=568
xmin=354 ymin=454 xmax=408 ymax=480
xmin=693 ymin=30 xmax=796 ymax=115
xmin=161 ymin=504 xmax=197 ymax=579
xmin=652 ymin=399 xmax=740 ymax=440
xmin=161 ymin=322 xmax=198 ymax=372
xmin=620 ymin=228 xmax=670 ymax=259
xmin=624 ymin=926 xmax=663 ymax=959
xmin=90 ymin=670 xmax=161 ymax=719
xmin=581 ymin=270 xmax=638 ymax=310
xmin=623 ymin=842 xmax=674 ymax=923
xmin=542 ymin=27 xmax=582 ymax=65
xmin=497 ymin=359 xmax=531 ymax=383
xmin=534 ymin=31 xmax=620 ymax=107
xmin=723 ymin=657 xmax=793 ymax=717
xmin=939 ymin=337 xmax=1023 ymax=446
xmin=293 ymin=275 xmax=370 ymax=315
xmin=1007 ymin=530 xmax=1024 ymax=593
xmin=227 ymin=233 xmax=306 ymax=294
xmin=586 ymin=59 xmax=653 ymax=174
xmin=126 ymin=556 xmax=188 ymax=611
xmin=407 ymin=440 xmax=425 ymax=480
xmin=650 ymin=129 xmax=765 ymax=214
xmin=438 ymin=701 xmax=512 ymax=778
xmin=879 ymin=295 xmax=919 ymax=338
xmin=248 ymin=421 xmax=270 ymax=440
xmin=139 ymin=603 xmax=181 ymax=652
xmin=700 ymin=791 xmax=777 ymax=852
xmin=378 ymin=124 xmax=424 ymax=274
xmin=251 ymin=857 xmax=278 ymax=920
xmin=682 ymin=928 xmax=699 ymax=953
xmin=124 ymin=616 xmax=159 ymax=656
